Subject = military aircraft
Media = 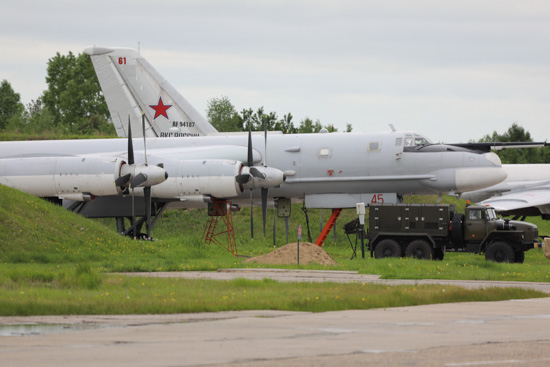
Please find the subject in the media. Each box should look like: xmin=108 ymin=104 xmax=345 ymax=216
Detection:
xmin=0 ymin=46 xmax=541 ymax=241
xmin=463 ymin=164 xmax=550 ymax=220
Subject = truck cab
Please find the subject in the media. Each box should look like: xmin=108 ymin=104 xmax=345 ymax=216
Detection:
xmin=463 ymin=206 xmax=495 ymax=245
xmin=458 ymin=205 xmax=538 ymax=263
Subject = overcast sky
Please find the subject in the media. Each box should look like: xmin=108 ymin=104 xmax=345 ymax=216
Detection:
xmin=1 ymin=0 xmax=549 ymax=143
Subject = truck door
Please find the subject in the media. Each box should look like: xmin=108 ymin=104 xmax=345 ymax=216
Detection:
xmin=464 ymin=208 xmax=487 ymax=243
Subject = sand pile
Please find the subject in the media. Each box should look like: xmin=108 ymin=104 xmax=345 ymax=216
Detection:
xmin=244 ymin=242 xmax=338 ymax=266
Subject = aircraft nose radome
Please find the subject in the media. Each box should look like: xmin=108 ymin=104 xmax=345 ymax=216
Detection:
xmin=455 ymin=167 xmax=508 ymax=192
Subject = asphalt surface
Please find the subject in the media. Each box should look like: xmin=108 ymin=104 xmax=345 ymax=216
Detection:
xmin=1 ymin=269 xmax=550 ymax=367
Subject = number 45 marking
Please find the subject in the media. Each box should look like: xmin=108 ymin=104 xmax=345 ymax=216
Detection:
xmin=371 ymin=194 xmax=384 ymax=204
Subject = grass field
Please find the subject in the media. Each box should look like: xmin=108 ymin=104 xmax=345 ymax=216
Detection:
xmin=1 ymin=184 xmax=548 ymax=316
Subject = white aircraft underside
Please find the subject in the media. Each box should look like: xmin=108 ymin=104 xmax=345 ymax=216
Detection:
xmin=463 ymin=164 xmax=550 ymax=219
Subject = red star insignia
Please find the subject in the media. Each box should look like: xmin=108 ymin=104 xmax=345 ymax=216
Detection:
xmin=149 ymin=97 xmax=173 ymax=120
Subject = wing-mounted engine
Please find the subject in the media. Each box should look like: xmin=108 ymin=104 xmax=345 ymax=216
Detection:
xmin=115 ymin=158 xmax=167 ymax=193
xmin=236 ymin=165 xmax=286 ymax=190
xmin=0 ymin=155 xmax=135 ymax=199
xmin=114 ymin=118 xmax=168 ymax=194
xmin=153 ymin=160 xmax=246 ymax=199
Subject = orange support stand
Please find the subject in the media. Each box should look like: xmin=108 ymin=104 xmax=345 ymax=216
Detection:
xmin=315 ymin=208 xmax=342 ymax=246
xmin=203 ymin=201 xmax=238 ymax=256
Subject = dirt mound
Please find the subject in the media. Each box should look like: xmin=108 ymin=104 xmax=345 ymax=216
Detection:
xmin=244 ymin=242 xmax=337 ymax=266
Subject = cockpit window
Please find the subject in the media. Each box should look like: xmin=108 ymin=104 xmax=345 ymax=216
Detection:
xmin=403 ymin=133 xmax=434 ymax=151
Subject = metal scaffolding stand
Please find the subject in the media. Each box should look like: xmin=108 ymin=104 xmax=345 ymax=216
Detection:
xmin=203 ymin=200 xmax=238 ymax=256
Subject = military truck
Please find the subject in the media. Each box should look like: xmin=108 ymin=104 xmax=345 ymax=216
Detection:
xmin=368 ymin=204 xmax=538 ymax=263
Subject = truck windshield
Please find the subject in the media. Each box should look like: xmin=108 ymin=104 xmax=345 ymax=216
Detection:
xmin=486 ymin=208 xmax=497 ymax=220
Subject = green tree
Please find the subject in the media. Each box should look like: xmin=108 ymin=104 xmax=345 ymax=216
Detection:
xmin=239 ymin=107 xmax=254 ymax=131
xmin=274 ymin=113 xmax=297 ymax=134
xmin=43 ymin=52 xmax=112 ymax=134
xmin=238 ymin=107 xmax=280 ymax=132
xmin=297 ymin=117 xmax=323 ymax=133
xmin=0 ymin=80 xmax=24 ymax=129
xmin=206 ymin=96 xmax=241 ymax=132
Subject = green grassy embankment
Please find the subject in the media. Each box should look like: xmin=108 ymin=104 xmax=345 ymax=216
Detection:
xmin=0 ymin=184 xmax=548 ymax=316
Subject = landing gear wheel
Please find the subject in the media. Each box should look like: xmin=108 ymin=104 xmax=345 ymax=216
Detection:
xmin=405 ymin=240 xmax=433 ymax=260
xmin=374 ymin=239 xmax=402 ymax=259
xmin=485 ymin=241 xmax=515 ymax=263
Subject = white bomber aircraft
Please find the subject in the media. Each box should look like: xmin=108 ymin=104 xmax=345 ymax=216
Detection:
xmin=463 ymin=164 xmax=550 ymax=220
xmin=0 ymin=46 xmax=540 ymax=238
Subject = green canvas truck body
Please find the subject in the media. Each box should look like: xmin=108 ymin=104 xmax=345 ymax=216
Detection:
xmin=368 ymin=204 xmax=538 ymax=262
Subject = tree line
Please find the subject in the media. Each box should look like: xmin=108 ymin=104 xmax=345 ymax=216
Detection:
xmin=0 ymin=51 xmax=351 ymax=137
xmin=1 ymin=52 xmax=113 ymax=136
xmin=480 ymin=123 xmax=550 ymax=164
xmin=206 ymin=95 xmax=353 ymax=134
xmin=0 ymin=51 xmax=548 ymax=163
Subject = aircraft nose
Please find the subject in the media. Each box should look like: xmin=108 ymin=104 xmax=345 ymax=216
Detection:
xmin=455 ymin=167 xmax=507 ymax=192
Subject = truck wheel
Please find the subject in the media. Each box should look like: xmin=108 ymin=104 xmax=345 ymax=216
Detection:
xmin=485 ymin=241 xmax=515 ymax=263
xmin=374 ymin=239 xmax=402 ymax=259
xmin=514 ymin=251 xmax=525 ymax=264
xmin=405 ymin=240 xmax=433 ymax=260
xmin=451 ymin=213 xmax=465 ymax=248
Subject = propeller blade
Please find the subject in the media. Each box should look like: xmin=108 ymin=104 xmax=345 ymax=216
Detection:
xmin=115 ymin=173 xmax=132 ymax=187
xmin=262 ymin=187 xmax=268 ymax=237
xmin=264 ymin=115 xmax=268 ymax=166
xmin=127 ymin=116 xmax=134 ymax=165
xmin=250 ymin=190 xmax=254 ymax=240
xmin=144 ymin=186 xmax=152 ymax=239
xmin=131 ymin=187 xmax=136 ymax=239
xmin=235 ymin=174 xmax=251 ymax=185
xmin=142 ymin=113 xmax=148 ymax=166
xmin=131 ymin=173 xmax=147 ymax=188
xmin=273 ymin=207 xmax=276 ymax=247
xmin=249 ymin=167 xmax=266 ymax=179
xmin=247 ymin=122 xmax=253 ymax=167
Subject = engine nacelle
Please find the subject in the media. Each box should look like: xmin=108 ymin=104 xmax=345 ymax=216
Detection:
xmin=152 ymin=160 xmax=244 ymax=199
xmin=0 ymin=156 xmax=124 ymax=199
xmin=239 ymin=166 xmax=286 ymax=190
xmin=117 ymin=161 xmax=168 ymax=188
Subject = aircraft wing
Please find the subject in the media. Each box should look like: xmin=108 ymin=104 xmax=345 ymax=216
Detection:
xmin=479 ymin=182 xmax=550 ymax=219
xmin=447 ymin=142 xmax=547 ymax=153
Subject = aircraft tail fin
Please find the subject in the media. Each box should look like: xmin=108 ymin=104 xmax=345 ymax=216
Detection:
xmin=84 ymin=46 xmax=217 ymax=137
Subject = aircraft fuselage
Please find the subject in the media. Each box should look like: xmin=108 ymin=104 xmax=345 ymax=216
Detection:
xmin=0 ymin=131 xmax=505 ymax=209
